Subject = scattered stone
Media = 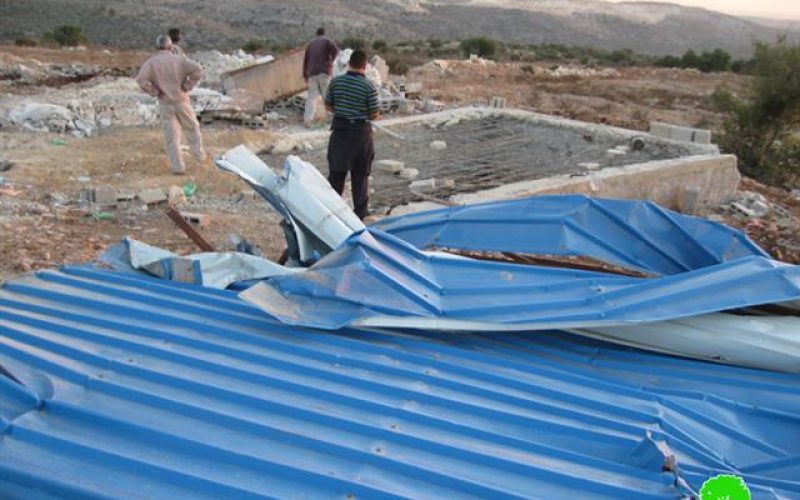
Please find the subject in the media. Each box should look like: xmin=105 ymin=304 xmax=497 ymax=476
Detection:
xmin=48 ymin=192 xmax=69 ymax=205
xmin=429 ymin=140 xmax=447 ymax=151
xmin=136 ymin=188 xmax=167 ymax=205
xmin=92 ymin=184 xmax=118 ymax=205
xmin=168 ymin=185 xmax=186 ymax=206
xmin=578 ymin=162 xmax=601 ymax=170
xmin=422 ymin=99 xmax=445 ymax=113
xmin=76 ymin=176 xmax=91 ymax=183
xmin=375 ymin=159 xmax=405 ymax=174
xmin=270 ymin=137 xmax=296 ymax=154
xmin=397 ymin=168 xmax=420 ymax=180
xmin=0 ymin=160 xmax=14 ymax=172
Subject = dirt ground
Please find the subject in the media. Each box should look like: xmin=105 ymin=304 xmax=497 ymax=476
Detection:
xmin=0 ymin=46 xmax=796 ymax=281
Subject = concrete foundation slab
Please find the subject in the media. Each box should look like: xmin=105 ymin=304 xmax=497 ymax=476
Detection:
xmin=263 ymin=107 xmax=730 ymax=213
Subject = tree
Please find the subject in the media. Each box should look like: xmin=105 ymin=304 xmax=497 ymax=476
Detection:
xmin=697 ymin=48 xmax=731 ymax=72
xmin=680 ymin=49 xmax=701 ymax=69
xmin=459 ymin=37 xmax=498 ymax=59
xmin=714 ymin=38 xmax=800 ymax=184
xmin=42 ymin=25 xmax=88 ymax=47
xmin=372 ymin=39 xmax=387 ymax=51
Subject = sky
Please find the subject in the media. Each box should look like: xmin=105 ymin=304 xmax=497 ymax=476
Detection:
xmin=609 ymin=0 xmax=800 ymax=20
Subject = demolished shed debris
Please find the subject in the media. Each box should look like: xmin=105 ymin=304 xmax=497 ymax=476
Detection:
xmin=0 ymin=266 xmax=798 ymax=498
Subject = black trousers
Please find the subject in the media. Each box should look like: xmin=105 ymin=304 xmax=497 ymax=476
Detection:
xmin=327 ymin=124 xmax=374 ymax=219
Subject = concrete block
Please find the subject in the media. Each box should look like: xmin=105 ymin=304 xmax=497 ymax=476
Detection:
xmin=693 ymin=129 xmax=712 ymax=144
xmin=430 ymin=140 xmax=447 ymax=151
xmin=116 ymin=190 xmax=136 ymax=201
xmin=649 ymin=122 xmax=672 ymax=138
xmin=490 ymin=96 xmax=508 ymax=109
xmin=136 ymin=188 xmax=167 ymax=205
xmin=397 ymin=168 xmax=420 ymax=180
xmin=92 ymin=184 xmax=117 ymax=205
xmin=670 ymin=126 xmax=694 ymax=143
xmin=410 ymin=178 xmax=456 ymax=193
xmin=375 ymin=159 xmax=405 ymax=174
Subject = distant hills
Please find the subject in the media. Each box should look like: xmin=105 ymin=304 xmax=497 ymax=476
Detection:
xmin=1 ymin=0 xmax=797 ymax=57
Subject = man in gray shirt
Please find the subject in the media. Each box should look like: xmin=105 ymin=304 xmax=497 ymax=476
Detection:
xmin=302 ymin=27 xmax=339 ymax=127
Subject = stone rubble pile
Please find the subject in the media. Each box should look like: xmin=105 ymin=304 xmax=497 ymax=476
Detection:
xmin=4 ymin=78 xmax=235 ymax=136
xmin=543 ymin=65 xmax=620 ymax=79
xmin=721 ymin=190 xmax=800 ymax=263
xmin=0 ymin=56 xmax=104 ymax=87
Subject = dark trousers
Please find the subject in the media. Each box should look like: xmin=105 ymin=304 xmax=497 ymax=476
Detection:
xmin=327 ymin=123 xmax=374 ymax=219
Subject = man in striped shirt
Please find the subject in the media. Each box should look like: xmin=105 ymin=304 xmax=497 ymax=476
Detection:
xmin=324 ymin=49 xmax=380 ymax=220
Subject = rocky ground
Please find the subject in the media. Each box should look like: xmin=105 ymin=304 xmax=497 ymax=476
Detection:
xmin=1 ymin=45 xmax=798 ymax=281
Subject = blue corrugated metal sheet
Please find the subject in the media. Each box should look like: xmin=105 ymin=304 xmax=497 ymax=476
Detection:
xmin=1 ymin=267 xmax=799 ymax=498
xmin=240 ymin=229 xmax=800 ymax=331
xmin=373 ymin=195 xmax=768 ymax=275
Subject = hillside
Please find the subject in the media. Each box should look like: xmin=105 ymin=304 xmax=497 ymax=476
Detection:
xmin=0 ymin=0 xmax=796 ymax=56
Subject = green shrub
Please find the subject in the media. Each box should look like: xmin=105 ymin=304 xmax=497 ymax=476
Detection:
xmin=42 ymin=25 xmax=88 ymax=47
xmin=14 ymin=36 xmax=37 ymax=47
xmin=714 ymin=39 xmax=800 ymax=185
xmin=372 ymin=39 xmax=387 ymax=52
xmin=459 ymin=37 xmax=498 ymax=59
xmin=341 ymin=37 xmax=367 ymax=50
xmin=242 ymin=39 xmax=266 ymax=54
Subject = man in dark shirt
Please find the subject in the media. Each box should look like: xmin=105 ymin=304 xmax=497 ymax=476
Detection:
xmin=325 ymin=49 xmax=380 ymax=220
xmin=302 ymin=28 xmax=339 ymax=126
xmin=167 ymin=28 xmax=185 ymax=57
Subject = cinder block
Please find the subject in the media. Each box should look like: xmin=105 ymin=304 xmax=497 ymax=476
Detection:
xmin=92 ymin=184 xmax=117 ymax=205
xmin=136 ymin=188 xmax=167 ymax=205
xmin=649 ymin=122 xmax=672 ymax=138
xmin=670 ymin=126 xmax=694 ymax=143
xmin=693 ymin=129 xmax=712 ymax=144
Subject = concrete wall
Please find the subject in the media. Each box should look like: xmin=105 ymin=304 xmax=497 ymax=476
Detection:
xmin=392 ymin=154 xmax=740 ymax=215
xmin=222 ymin=50 xmax=307 ymax=113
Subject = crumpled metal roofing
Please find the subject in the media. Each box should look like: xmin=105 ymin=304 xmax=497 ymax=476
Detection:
xmin=241 ymin=228 xmax=800 ymax=331
xmin=1 ymin=267 xmax=799 ymax=498
xmin=372 ymin=195 xmax=769 ymax=276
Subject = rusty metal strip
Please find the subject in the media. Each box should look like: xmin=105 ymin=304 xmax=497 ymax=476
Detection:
xmin=165 ymin=206 xmax=215 ymax=252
